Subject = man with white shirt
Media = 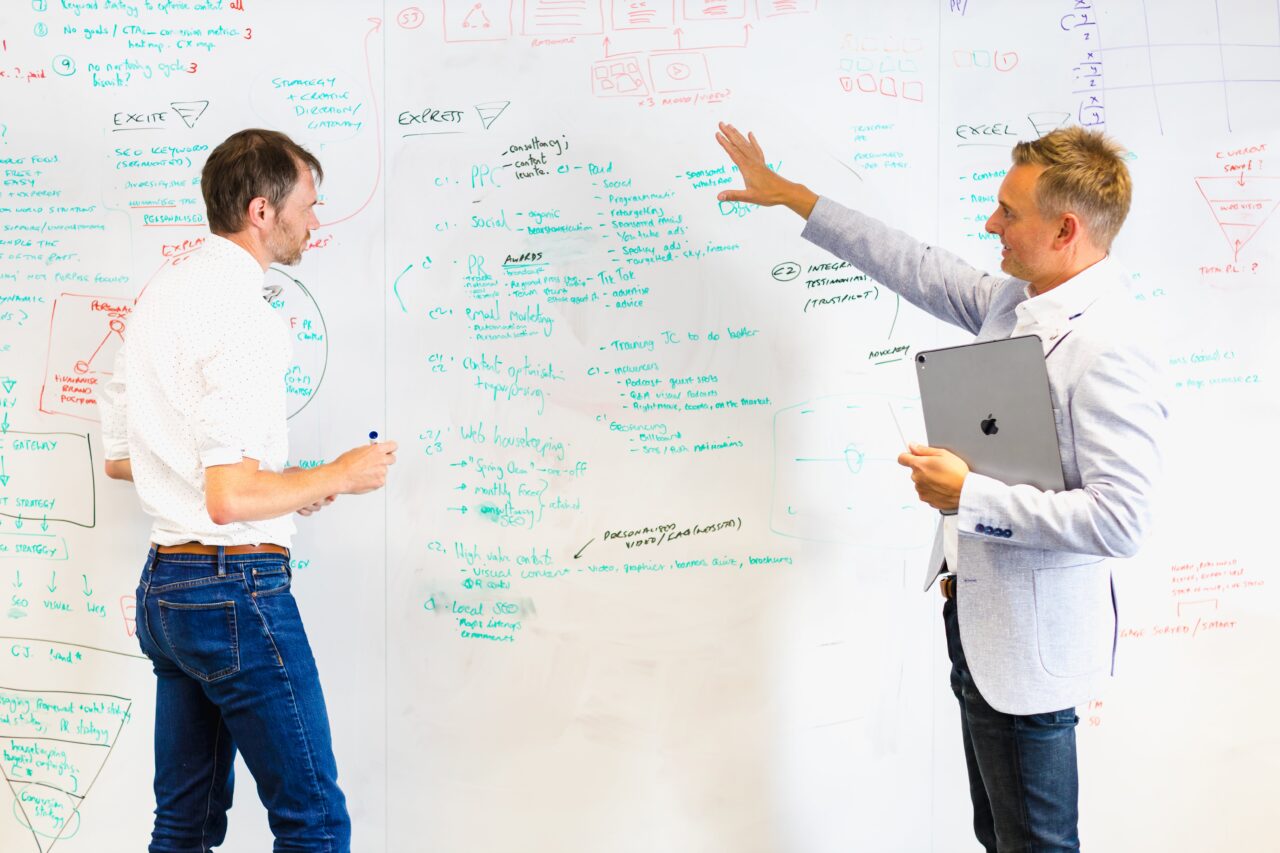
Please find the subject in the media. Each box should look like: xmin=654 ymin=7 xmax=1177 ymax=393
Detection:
xmin=100 ymin=128 xmax=396 ymax=853
xmin=714 ymin=123 xmax=1166 ymax=852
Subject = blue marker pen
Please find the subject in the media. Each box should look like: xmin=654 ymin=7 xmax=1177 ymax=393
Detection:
xmin=369 ymin=430 xmax=379 ymax=445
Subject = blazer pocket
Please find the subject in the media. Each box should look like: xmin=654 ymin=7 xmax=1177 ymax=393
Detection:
xmin=158 ymin=600 xmax=241 ymax=682
xmin=1032 ymin=561 xmax=1110 ymax=678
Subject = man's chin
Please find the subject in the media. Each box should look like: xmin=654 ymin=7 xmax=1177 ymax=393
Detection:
xmin=998 ymin=258 xmax=1026 ymax=280
xmin=273 ymin=246 xmax=304 ymax=266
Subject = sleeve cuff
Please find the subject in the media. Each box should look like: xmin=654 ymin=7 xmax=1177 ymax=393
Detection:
xmin=957 ymin=472 xmax=1003 ymax=535
xmin=101 ymin=437 xmax=131 ymax=461
xmin=799 ymin=196 xmax=843 ymax=246
xmin=199 ymin=446 xmax=246 ymax=468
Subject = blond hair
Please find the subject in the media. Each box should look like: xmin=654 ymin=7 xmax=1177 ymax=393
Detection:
xmin=1012 ymin=127 xmax=1132 ymax=251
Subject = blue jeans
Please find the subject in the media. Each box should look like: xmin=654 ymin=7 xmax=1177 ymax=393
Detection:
xmin=135 ymin=547 xmax=351 ymax=852
xmin=944 ymin=597 xmax=1080 ymax=853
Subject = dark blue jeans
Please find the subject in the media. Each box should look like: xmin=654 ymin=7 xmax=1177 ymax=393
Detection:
xmin=136 ymin=547 xmax=351 ymax=852
xmin=944 ymin=597 xmax=1080 ymax=853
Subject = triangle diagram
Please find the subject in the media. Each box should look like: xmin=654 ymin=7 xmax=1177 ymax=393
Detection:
xmin=474 ymin=100 xmax=511 ymax=130
xmin=1194 ymin=176 xmax=1280 ymax=262
xmin=463 ymin=5 xmax=492 ymax=29
xmin=169 ymin=100 xmax=210 ymax=129
xmin=1 ymin=687 xmax=133 ymax=852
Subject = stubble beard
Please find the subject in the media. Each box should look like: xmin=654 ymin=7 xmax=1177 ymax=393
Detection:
xmin=267 ymin=221 xmax=307 ymax=267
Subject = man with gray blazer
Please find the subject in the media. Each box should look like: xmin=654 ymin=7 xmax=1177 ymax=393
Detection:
xmin=715 ymin=122 xmax=1166 ymax=852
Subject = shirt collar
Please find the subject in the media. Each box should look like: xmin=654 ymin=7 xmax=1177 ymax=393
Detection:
xmin=1015 ymin=255 xmax=1118 ymax=329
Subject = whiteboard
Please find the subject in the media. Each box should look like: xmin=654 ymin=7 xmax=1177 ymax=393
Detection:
xmin=0 ymin=1 xmax=1276 ymax=851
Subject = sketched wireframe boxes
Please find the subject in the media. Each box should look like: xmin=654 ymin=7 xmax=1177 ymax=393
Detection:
xmin=521 ymin=0 xmax=605 ymax=36
xmin=683 ymin=0 xmax=747 ymax=20
xmin=758 ymin=0 xmax=819 ymax=16
xmin=592 ymin=57 xmax=650 ymax=97
xmin=649 ymin=51 xmax=712 ymax=92
xmin=612 ymin=0 xmax=674 ymax=30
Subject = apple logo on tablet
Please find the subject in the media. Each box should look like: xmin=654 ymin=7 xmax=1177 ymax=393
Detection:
xmin=980 ymin=414 xmax=999 ymax=436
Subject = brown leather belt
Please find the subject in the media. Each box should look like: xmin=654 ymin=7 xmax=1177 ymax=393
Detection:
xmin=940 ymin=575 xmax=956 ymax=600
xmin=154 ymin=542 xmax=289 ymax=557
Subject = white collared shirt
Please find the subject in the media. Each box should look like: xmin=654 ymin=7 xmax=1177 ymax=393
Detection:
xmin=99 ymin=235 xmax=295 ymax=547
xmin=943 ymin=257 xmax=1115 ymax=572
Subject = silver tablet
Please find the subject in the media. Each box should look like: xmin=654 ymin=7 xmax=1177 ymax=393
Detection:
xmin=915 ymin=335 xmax=1065 ymax=513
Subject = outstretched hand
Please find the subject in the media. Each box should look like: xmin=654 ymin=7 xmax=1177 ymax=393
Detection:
xmin=714 ymin=122 xmax=818 ymax=217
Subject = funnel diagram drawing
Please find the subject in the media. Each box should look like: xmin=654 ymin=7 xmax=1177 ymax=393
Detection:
xmin=0 ymin=686 xmax=133 ymax=852
xmin=169 ymin=100 xmax=209 ymax=129
xmin=771 ymin=395 xmax=934 ymax=549
xmin=474 ymin=100 xmax=510 ymax=130
xmin=1027 ymin=111 xmax=1070 ymax=137
xmin=1194 ymin=175 xmax=1280 ymax=263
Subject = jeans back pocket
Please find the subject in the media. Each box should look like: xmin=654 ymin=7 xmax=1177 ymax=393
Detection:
xmin=158 ymin=600 xmax=241 ymax=682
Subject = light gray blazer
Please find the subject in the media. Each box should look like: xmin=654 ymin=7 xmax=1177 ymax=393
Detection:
xmin=802 ymin=197 xmax=1168 ymax=715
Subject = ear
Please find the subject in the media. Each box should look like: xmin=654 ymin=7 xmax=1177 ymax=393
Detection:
xmin=1053 ymin=212 xmax=1083 ymax=249
xmin=244 ymin=196 xmax=273 ymax=232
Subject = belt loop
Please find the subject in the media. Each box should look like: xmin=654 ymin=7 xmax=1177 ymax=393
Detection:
xmin=145 ymin=544 xmax=158 ymax=573
xmin=216 ymin=545 xmax=226 ymax=577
